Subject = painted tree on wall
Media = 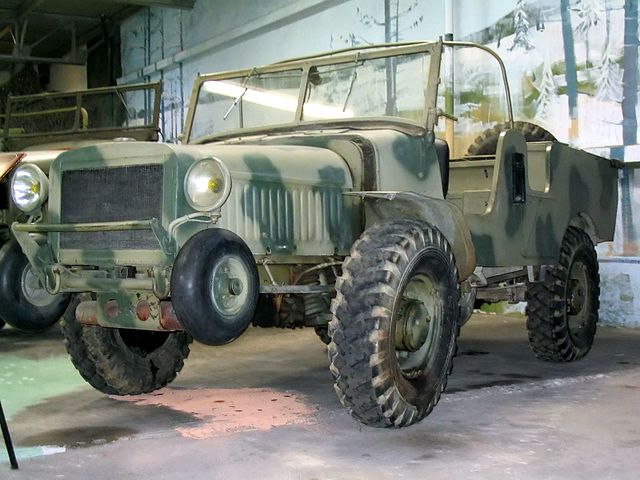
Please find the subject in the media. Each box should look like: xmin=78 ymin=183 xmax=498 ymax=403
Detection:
xmin=331 ymin=0 xmax=423 ymax=47
xmin=574 ymin=0 xmax=604 ymax=71
xmin=535 ymin=55 xmax=556 ymax=119
xmin=509 ymin=0 xmax=534 ymax=51
xmin=596 ymin=0 xmax=622 ymax=102
xmin=330 ymin=1 xmax=424 ymax=116
xmin=561 ymin=0 xmax=579 ymax=141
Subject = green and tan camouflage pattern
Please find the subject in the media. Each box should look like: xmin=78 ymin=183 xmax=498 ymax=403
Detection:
xmin=448 ymin=130 xmax=617 ymax=266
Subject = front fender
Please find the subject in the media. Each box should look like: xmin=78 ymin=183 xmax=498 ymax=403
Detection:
xmin=351 ymin=191 xmax=476 ymax=281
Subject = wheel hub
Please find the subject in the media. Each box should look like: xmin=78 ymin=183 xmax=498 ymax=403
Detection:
xmin=394 ymin=273 xmax=443 ymax=378
xmin=566 ymin=260 xmax=590 ymax=336
xmin=395 ymin=298 xmax=431 ymax=352
xmin=568 ymin=279 xmax=586 ymax=315
xmin=211 ymin=255 xmax=250 ymax=317
xmin=20 ymin=263 xmax=58 ymax=308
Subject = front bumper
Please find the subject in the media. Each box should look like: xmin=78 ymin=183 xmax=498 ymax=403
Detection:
xmin=11 ymin=218 xmax=174 ymax=296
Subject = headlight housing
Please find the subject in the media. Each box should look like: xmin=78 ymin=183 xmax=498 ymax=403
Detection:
xmin=11 ymin=164 xmax=49 ymax=213
xmin=184 ymin=157 xmax=231 ymax=211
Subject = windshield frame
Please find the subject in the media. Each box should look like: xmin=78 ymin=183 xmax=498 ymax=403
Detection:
xmin=184 ymin=41 xmax=443 ymax=144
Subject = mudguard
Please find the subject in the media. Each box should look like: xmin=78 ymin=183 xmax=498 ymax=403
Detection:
xmin=352 ymin=191 xmax=476 ymax=281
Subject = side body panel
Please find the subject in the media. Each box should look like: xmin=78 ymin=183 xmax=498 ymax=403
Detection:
xmin=450 ymin=130 xmax=617 ymax=266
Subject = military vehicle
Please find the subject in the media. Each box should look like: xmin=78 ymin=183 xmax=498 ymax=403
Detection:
xmin=8 ymin=40 xmax=617 ymax=428
xmin=0 ymin=82 xmax=161 ymax=331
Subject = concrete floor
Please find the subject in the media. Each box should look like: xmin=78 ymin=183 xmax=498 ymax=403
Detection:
xmin=1 ymin=313 xmax=640 ymax=479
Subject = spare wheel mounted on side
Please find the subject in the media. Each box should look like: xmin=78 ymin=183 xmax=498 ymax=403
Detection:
xmin=171 ymin=228 xmax=260 ymax=346
xmin=466 ymin=121 xmax=556 ymax=156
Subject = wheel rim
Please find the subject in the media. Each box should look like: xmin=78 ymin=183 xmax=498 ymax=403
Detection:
xmin=566 ymin=258 xmax=591 ymax=342
xmin=20 ymin=263 xmax=58 ymax=308
xmin=394 ymin=273 xmax=444 ymax=379
xmin=210 ymin=254 xmax=251 ymax=318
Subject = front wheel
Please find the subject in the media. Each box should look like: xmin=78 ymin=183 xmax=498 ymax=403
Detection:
xmin=61 ymin=295 xmax=192 ymax=395
xmin=329 ymin=219 xmax=460 ymax=428
xmin=526 ymin=227 xmax=599 ymax=362
xmin=0 ymin=241 xmax=70 ymax=332
xmin=171 ymin=228 xmax=259 ymax=346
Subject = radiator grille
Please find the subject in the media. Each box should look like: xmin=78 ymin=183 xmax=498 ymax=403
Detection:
xmin=60 ymin=164 xmax=163 ymax=250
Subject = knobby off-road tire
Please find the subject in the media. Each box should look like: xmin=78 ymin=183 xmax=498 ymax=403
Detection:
xmin=467 ymin=121 xmax=556 ymax=156
xmin=329 ymin=219 xmax=460 ymax=428
xmin=61 ymin=295 xmax=192 ymax=395
xmin=526 ymin=227 xmax=599 ymax=362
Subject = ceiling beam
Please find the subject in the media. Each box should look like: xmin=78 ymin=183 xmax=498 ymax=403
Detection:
xmin=0 ymin=8 xmax=101 ymax=23
xmin=17 ymin=0 xmax=44 ymax=22
xmin=0 ymin=51 xmax=86 ymax=65
xmin=108 ymin=0 xmax=195 ymax=9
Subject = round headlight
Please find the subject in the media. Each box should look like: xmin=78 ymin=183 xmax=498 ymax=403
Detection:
xmin=184 ymin=157 xmax=231 ymax=212
xmin=11 ymin=164 xmax=49 ymax=213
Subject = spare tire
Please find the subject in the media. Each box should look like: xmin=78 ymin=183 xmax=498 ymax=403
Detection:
xmin=467 ymin=121 xmax=556 ymax=156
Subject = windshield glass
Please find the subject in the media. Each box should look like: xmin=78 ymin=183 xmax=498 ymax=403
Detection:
xmin=191 ymin=70 xmax=304 ymax=141
xmin=189 ymin=46 xmax=433 ymax=142
xmin=303 ymin=53 xmax=429 ymax=123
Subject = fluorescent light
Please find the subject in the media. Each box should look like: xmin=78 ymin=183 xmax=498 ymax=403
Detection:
xmin=202 ymin=80 xmax=353 ymax=120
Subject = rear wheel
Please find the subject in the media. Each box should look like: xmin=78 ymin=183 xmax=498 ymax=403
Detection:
xmin=61 ymin=295 xmax=192 ymax=395
xmin=329 ymin=219 xmax=460 ymax=427
xmin=0 ymin=241 xmax=70 ymax=332
xmin=526 ymin=227 xmax=599 ymax=362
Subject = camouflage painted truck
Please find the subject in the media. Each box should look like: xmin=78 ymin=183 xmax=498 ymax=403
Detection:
xmin=9 ymin=41 xmax=617 ymax=427
xmin=0 ymin=82 xmax=161 ymax=331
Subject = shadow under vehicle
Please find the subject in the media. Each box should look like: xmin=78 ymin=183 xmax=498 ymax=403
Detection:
xmin=0 ymin=82 xmax=161 ymax=332
xmin=9 ymin=41 xmax=618 ymax=427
